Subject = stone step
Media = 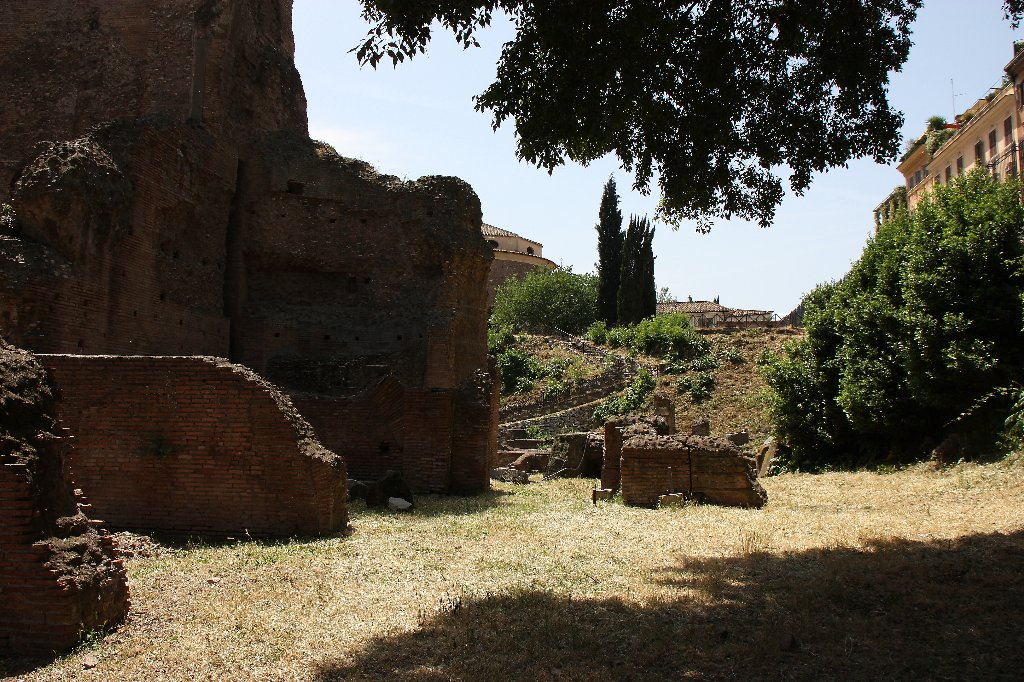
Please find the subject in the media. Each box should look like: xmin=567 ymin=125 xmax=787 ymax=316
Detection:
xmin=508 ymin=437 xmax=544 ymax=449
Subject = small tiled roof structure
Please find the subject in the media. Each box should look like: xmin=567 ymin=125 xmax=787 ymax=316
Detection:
xmin=657 ymin=300 xmax=730 ymax=315
xmin=657 ymin=300 xmax=775 ymax=328
xmin=481 ymin=223 xmax=555 ymax=307
xmin=481 ymin=223 xmax=521 ymax=239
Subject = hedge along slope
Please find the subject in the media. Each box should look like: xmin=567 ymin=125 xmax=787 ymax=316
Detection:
xmin=0 ymin=339 xmax=129 ymax=655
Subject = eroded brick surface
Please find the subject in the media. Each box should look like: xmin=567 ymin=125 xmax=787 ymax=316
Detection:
xmin=43 ymin=355 xmax=347 ymax=537
xmin=605 ymin=418 xmax=767 ymax=508
xmin=0 ymin=342 xmax=129 ymax=655
xmin=0 ymin=0 xmax=497 ymax=495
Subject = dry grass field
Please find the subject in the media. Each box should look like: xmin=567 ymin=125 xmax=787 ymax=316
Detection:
xmin=4 ymin=459 xmax=1024 ymax=681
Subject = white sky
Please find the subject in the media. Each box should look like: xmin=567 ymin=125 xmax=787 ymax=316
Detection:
xmin=293 ymin=0 xmax=1021 ymax=315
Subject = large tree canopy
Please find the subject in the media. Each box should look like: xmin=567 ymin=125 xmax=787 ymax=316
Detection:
xmin=353 ymin=0 xmax=957 ymax=231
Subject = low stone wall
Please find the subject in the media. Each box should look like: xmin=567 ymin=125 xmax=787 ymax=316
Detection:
xmin=621 ymin=433 xmax=765 ymax=507
xmin=501 ymin=397 xmax=606 ymax=441
xmin=605 ymin=419 xmax=766 ymax=508
xmin=499 ymin=365 xmax=632 ymax=423
xmin=1 ymin=342 xmax=129 ymax=655
xmin=42 ymin=355 xmax=347 ymax=537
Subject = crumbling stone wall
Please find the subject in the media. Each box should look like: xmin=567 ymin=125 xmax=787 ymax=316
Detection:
xmin=605 ymin=418 xmax=766 ymax=508
xmin=0 ymin=0 xmax=498 ymax=494
xmin=0 ymin=341 xmax=129 ymax=654
xmin=43 ymin=355 xmax=347 ymax=537
xmin=0 ymin=0 xmax=305 ymax=200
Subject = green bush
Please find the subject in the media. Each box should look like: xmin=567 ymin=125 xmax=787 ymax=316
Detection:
xmin=665 ymin=353 xmax=718 ymax=375
xmin=590 ymin=313 xmax=711 ymax=368
xmin=761 ymin=170 xmax=1024 ymax=469
xmin=585 ymin=320 xmax=608 ymax=345
xmin=496 ymin=348 xmax=543 ymax=394
xmin=0 ymin=203 xmax=15 ymax=234
xmin=488 ymin=324 xmax=516 ymax=355
xmin=715 ymin=344 xmax=745 ymax=365
xmin=676 ymin=371 xmax=715 ymax=403
xmin=593 ymin=369 xmax=656 ymax=423
xmin=491 ymin=266 xmax=599 ymax=334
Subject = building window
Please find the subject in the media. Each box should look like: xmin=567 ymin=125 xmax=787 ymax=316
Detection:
xmin=945 ymin=165 xmax=952 ymax=182
xmin=975 ymin=141 xmax=985 ymax=164
xmin=1005 ymin=116 xmax=1014 ymax=143
xmin=957 ymin=156 xmax=964 ymax=174
xmin=915 ymin=169 xmax=922 ymax=185
xmin=989 ymin=129 xmax=998 ymax=158
xmin=526 ymin=246 xmax=535 ymax=256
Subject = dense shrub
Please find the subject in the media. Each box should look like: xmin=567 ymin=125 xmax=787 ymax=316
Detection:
xmin=590 ymin=313 xmax=711 ymax=367
xmin=487 ymin=324 xmax=516 ymax=355
xmin=0 ymin=203 xmax=15 ymax=234
xmin=593 ymin=369 xmax=656 ymax=423
xmin=496 ymin=348 xmax=543 ymax=395
xmin=676 ymin=371 xmax=715 ymax=403
xmin=585 ymin=320 xmax=608 ymax=345
xmin=761 ymin=170 xmax=1024 ymax=469
xmin=491 ymin=266 xmax=599 ymax=334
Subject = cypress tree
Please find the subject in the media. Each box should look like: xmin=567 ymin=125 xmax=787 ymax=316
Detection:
xmin=595 ymin=177 xmax=624 ymax=325
xmin=640 ymin=220 xmax=657 ymax=319
xmin=617 ymin=215 xmax=644 ymax=325
xmin=618 ymin=215 xmax=656 ymax=325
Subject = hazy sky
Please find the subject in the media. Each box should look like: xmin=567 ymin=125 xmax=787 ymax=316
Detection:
xmin=293 ymin=0 xmax=1021 ymax=315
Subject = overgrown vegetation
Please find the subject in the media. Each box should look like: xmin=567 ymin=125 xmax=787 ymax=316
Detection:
xmin=616 ymin=215 xmax=656 ymax=325
xmin=490 ymin=266 xmax=598 ymax=335
xmin=593 ymin=368 xmax=656 ymax=428
xmin=595 ymin=176 xmax=624 ymax=326
xmin=490 ymin=328 xmax=594 ymax=400
xmin=761 ymin=170 xmax=1024 ymax=470
xmin=587 ymin=313 xmax=710 ymax=367
xmin=0 ymin=203 xmax=16 ymax=234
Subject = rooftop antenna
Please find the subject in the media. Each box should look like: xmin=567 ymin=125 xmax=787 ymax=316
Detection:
xmin=952 ymin=79 xmax=965 ymax=121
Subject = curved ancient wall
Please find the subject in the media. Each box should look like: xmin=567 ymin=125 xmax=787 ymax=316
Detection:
xmin=43 ymin=355 xmax=347 ymax=537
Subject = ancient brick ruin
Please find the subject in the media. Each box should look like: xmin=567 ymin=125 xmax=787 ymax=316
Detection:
xmin=0 ymin=341 xmax=129 ymax=654
xmin=603 ymin=418 xmax=767 ymax=508
xmin=44 ymin=355 xmax=347 ymax=537
xmin=0 ymin=0 xmax=498 ymax=496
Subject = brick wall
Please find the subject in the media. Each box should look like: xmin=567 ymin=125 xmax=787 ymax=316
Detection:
xmin=0 ymin=0 xmax=499 ymax=498
xmin=42 ymin=355 xmax=347 ymax=537
xmin=0 ymin=449 xmax=131 ymax=654
xmin=1 ymin=123 xmax=236 ymax=356
xmin=601 ymin=418 xmax=626 ymax=490
xmin=618 ymin=428 xmax=766 ymax=508
xmin=486 ymin=257 xmax=551 ymax=308
xmin=0 ymin=343 xmax=129 ymax=655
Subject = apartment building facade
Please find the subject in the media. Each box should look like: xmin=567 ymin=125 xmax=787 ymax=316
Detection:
xmin=887 ymin=42 xmax=1024 ymax=217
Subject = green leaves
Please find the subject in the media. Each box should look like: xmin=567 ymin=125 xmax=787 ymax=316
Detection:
xmin=490 ymin=266 xmax=599 ymax=335
xmin=763 ymin=170 xmax=1024 ymax=467
xmin=356 ymin=0 xmax=924 ymax=230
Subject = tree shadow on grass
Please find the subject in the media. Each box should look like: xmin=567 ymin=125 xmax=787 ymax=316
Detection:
xmin=314 ymin=529 xmax=1024 ymax=681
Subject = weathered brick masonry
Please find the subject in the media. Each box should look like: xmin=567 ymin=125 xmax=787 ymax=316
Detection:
xmin=605 ymin=420 xmax=767 ymax=508
xmin=0 ymin=0 xmax=498 ymax=494
xmin=43 ymin=355 xmax=347 ymax=537
xmin=0 ymin=343 xmax=129 ymax=655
